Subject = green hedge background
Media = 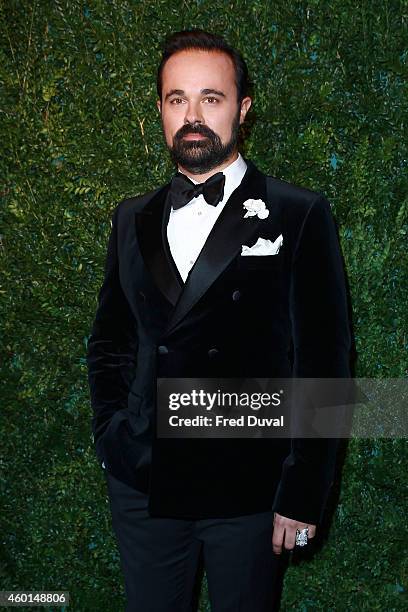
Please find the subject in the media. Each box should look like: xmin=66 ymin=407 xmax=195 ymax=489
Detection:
xmin=1 ymin=0 xmax=407 ymax=610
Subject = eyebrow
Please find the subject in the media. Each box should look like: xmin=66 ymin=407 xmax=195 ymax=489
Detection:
xmin=164 ymin=88 xmax=226 ymax=101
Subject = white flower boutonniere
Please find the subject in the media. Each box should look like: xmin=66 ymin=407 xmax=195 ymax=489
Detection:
xmin=243 ymin=198 xmax=269 ymax=219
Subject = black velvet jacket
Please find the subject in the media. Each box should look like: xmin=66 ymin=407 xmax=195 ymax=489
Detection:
xmin=86 ymin=157 xmax=351 ymax=523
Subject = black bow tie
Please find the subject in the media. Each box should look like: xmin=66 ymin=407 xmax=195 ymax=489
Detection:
xmin=169 ymin=171 xmax=226 ymax=210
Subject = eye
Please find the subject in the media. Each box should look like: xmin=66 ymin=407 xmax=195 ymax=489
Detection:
xmin=170 ymin=98 xmax=184 ymax=105
xmin=205 ymin=97 xmax=218 ymax=104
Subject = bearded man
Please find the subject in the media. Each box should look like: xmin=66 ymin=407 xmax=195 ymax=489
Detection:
xmin=86 ymin=28 xmax=351 ymax=612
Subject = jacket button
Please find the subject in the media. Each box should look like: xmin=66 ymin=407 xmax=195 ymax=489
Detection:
xmin=208 ymin=347 xmax=219 ymax=358
xmin=158 ymin=345 xmax=169 ymax=354
xmin=232 ymin=290 xmax=241 ymax=301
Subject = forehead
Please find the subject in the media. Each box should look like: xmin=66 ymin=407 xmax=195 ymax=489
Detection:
xmin=161 ymin=49 xmax=236 ymax=94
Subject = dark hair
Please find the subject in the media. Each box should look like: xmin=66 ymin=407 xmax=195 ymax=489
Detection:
xmin=157 ymin=29 xmax=252 ymax=105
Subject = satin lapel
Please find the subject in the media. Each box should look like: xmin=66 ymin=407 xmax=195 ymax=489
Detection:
xmin=134 ymin=183 xmax=183 ymax=306
xmin=164 ymin=159 xmax=269 ymax=335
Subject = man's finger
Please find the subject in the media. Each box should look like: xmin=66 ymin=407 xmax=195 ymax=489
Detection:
xmin=272 ymin=521 xmax=285 ymax=555
xmin=282 ymin=525 xmax=296 ymax=551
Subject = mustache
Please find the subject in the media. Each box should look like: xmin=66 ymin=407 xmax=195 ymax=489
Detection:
xmin=175 ymin=125 xmax=216 ymax=140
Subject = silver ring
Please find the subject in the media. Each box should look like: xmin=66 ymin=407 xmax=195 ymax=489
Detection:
xmin=295 ymin=527 xmax=309 ymax=546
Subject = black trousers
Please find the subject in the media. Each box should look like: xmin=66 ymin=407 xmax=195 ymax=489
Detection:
xmin=104 ymin=471 xmax=288 ymax=612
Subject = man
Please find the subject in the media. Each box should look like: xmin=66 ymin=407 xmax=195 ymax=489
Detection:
xmin=86 ymin=29 xmax=351 ymax=611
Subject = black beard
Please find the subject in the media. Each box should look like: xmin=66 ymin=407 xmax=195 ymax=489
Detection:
xmin=167 ymin=109 xmax=241 ymax=174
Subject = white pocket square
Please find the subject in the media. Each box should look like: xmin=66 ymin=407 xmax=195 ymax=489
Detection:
xmin=241 ymin=234 xmax=283 ymax=256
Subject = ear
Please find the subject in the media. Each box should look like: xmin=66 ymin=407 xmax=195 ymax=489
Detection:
xmin=156 ymin=99 xmax=162 ymax=113
xmin=239 ymin=96 xmax=252 ymax=124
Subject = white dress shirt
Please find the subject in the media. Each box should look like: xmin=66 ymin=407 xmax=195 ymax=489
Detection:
xmin=167 ymin=152 xmax=247 ymax=282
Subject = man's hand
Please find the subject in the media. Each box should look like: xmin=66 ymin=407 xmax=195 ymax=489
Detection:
xmin=272 ymin=512 xmax=316 ymax=555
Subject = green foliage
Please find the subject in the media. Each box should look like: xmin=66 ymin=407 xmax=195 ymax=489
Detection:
xmin=1 ymin=1 xmax=407 ymax=610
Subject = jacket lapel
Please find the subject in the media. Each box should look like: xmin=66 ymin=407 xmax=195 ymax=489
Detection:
xmin=135 ymin=157 xmax=270 ymax=334
xmin=134 ymin=183 xmax=183 ymax=307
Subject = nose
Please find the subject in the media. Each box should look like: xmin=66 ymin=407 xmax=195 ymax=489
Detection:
xmin=184 ymin=100 xmax=204 ymax=126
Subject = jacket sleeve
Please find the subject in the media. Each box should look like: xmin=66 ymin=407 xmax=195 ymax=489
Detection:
xmin=86 ymin=202 xmax=138 ymax=444
xmin=272 ymin=194 xmax=351 ymax=525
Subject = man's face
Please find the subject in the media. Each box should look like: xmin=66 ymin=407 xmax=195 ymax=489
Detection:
xmin=157 ymin=49 xmax=252 ymax=174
